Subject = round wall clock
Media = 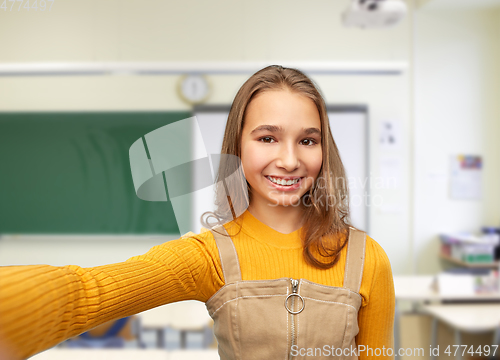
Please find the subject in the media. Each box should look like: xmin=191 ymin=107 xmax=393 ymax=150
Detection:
xmin=177 ymin=74 xmax=212 ymax=105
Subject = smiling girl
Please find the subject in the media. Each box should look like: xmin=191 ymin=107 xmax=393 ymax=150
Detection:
xmin=0 ymin=65 xmax=395 ymax=360
xmin=240 ymin=89 xmax=323 ymax=234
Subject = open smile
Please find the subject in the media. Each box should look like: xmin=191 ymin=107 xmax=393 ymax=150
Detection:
xmin=265 ymin=176 xmax=303 ymax=191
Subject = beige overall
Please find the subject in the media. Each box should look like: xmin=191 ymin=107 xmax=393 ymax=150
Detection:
xmin=205 ymin=224 xmax=367 ymax=360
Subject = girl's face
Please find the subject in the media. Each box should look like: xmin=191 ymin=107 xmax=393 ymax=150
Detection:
xmin=240 ymin=89 xmax=323 ymax=209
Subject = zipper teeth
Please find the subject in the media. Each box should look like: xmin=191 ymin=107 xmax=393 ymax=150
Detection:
xmin=289 ymin=278 xmax=298 ymax=360
xmin=291 ymin=295 xmax=295 ymax=345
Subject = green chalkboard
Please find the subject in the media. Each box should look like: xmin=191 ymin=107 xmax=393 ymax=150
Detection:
xmin=0 ymin=111 xmax=192 ymax=235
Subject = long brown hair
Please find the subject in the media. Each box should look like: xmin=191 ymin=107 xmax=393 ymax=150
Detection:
xmin=201 ymin=65 xmax=359 ymax=269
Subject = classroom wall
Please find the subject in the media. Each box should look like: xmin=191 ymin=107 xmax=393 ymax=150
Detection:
xmin=414 ymin=5 xmax=500 ymax=274
xmin=0 ymin=0 xmax=413 ymax=270
xmin=0 ymin=0 xmax=498 ymax=275
xmin=0 ymin=0 xmax=410 ymax=63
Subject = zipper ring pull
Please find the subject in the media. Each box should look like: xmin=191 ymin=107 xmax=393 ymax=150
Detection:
xmin=285 ymin=293 xmax=305 ymax=314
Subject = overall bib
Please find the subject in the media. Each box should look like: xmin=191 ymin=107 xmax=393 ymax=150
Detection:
xmin=205 ymin=224 xmax=367 ymax=360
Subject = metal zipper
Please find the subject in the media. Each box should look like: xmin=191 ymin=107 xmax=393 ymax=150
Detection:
xmin=290 ymin=278 xmax=298 ymax=360
xmin=285 ymin=278 xmax=304 ymax=360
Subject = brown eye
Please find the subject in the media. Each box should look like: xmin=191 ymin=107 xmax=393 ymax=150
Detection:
xmin=301 ymin=138 xmax=317 ymax=146
xmin=259 ymin=136 xmax=275 ymax=143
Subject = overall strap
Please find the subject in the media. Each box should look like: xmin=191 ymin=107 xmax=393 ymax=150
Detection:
xmin=210 ymin=224 xmax=242 ymax=284
xmin=342 ymin=227 xmax=367 ymax=294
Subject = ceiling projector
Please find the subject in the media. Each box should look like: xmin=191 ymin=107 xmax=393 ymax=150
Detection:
xmin=342 ymin=0 xmax=408 ymax=29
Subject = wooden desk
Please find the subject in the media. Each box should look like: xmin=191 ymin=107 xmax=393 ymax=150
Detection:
xmin=422 ymin=304 xmax=500 ymax=360
xmin=30 ymin=349 xmax=169 ymax=360
xmin=394 ymin=275 xmax=500 ymax=301
xmin=394 ymin=275 xmax=500 ymax=360
xmin=168 ymin=349 xmax=220 ymax=360
xmin=30 ymin=349 xmax=221 ymax=360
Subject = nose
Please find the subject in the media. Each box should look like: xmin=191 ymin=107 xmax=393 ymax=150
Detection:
xmin=276 ymin=142 xmax=300 ymax=172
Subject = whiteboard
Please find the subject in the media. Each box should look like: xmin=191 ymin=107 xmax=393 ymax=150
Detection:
xmin=326 ymin=106 xmax=369 ymax=232
xmin=191 ymin=105 xmax=369 ymax=233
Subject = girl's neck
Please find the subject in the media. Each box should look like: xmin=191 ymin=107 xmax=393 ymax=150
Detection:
xmin=247 ymin=202 xmax=305 ymax=235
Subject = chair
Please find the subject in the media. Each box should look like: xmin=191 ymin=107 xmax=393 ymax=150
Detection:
xmin=166 ymin=301 xmax=215 ymax=348
xmin=62 ymin=315 xmax=146 ymax=348
xmin=139 ymin=300 xmax=215 ymax=349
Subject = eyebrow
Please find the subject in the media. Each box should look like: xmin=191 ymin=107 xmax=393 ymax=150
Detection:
xmin=250 ymin=125 xmax=321 ymax=136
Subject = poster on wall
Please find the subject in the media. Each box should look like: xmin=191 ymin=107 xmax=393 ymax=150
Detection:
xmin=379 ymin=120 xmax=401 ymax=151
xmin=450 ymin=155 xmax=482 ymax=200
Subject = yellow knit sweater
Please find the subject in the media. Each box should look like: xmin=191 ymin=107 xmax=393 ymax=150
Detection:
xmin=0 ymin=210 xmax=395 ymax=360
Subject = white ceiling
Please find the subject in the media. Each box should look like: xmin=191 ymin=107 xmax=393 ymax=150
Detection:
xmin=421 ymin=0 xmax=500 ymax=9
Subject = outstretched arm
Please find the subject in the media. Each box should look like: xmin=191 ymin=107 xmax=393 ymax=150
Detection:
xmin=0 ymin=234 xmax=223 ymax=360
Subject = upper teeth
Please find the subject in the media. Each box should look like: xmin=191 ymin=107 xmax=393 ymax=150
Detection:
xmin=267 ymin=176 xmax=300 ymax=186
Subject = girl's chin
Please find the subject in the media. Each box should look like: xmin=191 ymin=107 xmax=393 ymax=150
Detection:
xmin=266 ymin=195 xmax=304 ymax=208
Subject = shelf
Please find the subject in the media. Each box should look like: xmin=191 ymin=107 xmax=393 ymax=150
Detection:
xmin=439 ymin=253 xmax=500 ymax=269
